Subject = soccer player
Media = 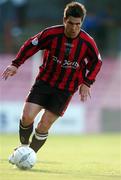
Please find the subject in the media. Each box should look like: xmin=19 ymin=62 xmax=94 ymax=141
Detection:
xmin=2 ymin=1 xmax=102 ymax=163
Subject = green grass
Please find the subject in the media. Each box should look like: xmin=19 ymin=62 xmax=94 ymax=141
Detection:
xmin=0 ymin=134 xmax=121 ymax=180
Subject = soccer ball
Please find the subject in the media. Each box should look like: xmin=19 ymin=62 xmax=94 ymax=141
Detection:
xmin=13 ymin=146 xmax=37 ymax=170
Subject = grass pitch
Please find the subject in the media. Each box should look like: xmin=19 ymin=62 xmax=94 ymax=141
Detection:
xmin=0 ymin=133 xmax=121 ymax=180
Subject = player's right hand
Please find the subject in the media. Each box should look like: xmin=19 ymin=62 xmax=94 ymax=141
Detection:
xmin=2 ymin=65 xmax=18 ymax=80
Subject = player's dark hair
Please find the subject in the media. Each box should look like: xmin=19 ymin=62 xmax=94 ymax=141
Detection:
xmin=64 ymin=1 xmax=86 ymax=22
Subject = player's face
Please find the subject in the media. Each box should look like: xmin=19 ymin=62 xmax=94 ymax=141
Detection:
xmin=64 ymin=16 xmax=82 ymax=38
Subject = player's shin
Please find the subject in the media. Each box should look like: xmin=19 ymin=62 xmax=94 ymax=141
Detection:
xmin=29 ymin=129 xmax=48 ymax=152
xmin=19 ymin=120 xmax=34 ymax=145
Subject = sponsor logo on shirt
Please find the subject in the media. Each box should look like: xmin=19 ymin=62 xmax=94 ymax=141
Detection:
xmin=53 ymin=56 xmax=79 ymax=69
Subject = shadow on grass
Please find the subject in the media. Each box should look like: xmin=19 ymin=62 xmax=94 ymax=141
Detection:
xmin=30 ymin=168 xmax=121 ymax=179
xmin=30 ymin=160 xmax=69 ymax=175
xmin=30 ymin=168 xmax=69 ymax=175
xmin=0 ymin=158 xmax=69 ymax=175
xmin=0 ymin=159 xmax=62 ymax=165
xmin=37 ymin=160 xmax=62 ymax=165
xmin=1 ymin=158 xmax=121 ymax=179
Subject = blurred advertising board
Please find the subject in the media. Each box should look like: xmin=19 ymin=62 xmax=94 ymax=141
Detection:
xmin=0 ymin=102 xmax=86 ymax=134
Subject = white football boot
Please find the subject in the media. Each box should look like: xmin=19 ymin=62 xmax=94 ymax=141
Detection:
xmin=8 ymin=152 xmax=15 ymax=165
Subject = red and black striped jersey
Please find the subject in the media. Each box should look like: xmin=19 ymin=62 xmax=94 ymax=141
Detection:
xmin=12 ymin=25 xmax=102 ymax=93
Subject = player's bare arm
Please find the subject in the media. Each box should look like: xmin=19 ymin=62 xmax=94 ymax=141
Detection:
xmin=79 ymin=83 xmax=91 ymax=102
xmin=2 ymin=65 xmax=18 ymax=80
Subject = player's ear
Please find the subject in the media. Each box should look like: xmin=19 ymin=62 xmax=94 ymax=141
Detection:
xmin=63 ymin=17 xmax=67 ymax=24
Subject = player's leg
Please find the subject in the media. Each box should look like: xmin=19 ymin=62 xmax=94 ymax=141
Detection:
xmin=30 ymin=110 xmax=59 ymax=152
xmin=9 ymin=102 xmax=42 ymax=164
xmin=19 ymin=80 xmax=47 ymax=145
xmin=29 ymin=80 xmax=72 ymax=152
xmin=29 ymin=90 xmax=72 ymax=152
xmin=19 ymin=102 xmax=42 ymax=145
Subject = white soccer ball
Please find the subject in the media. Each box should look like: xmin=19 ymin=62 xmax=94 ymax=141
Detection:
xmin=13 ymin=146 xmax=37 ymax=170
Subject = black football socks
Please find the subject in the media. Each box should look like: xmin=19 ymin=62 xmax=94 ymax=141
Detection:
xmin=30 ymin=129 xmax=48 ymax=152
xmin=19 ymin=120 xmax=33 ymax=145
xmin=19 ymin=120 xmax=48 ymax=152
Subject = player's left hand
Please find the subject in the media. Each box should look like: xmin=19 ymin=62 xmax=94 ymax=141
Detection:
xmin=79 ymin=83 xmax=91 ymax=102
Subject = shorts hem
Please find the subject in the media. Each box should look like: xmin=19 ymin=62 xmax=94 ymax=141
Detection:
xmin=26 ymin=100 xmax=62 ymax=116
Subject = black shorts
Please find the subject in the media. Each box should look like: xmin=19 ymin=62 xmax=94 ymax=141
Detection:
xmin=26 ymin=80 xmax=73 ymax=116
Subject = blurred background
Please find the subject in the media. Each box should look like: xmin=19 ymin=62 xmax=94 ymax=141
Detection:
xmin=0 ymin=0 xmax=121 ymax=134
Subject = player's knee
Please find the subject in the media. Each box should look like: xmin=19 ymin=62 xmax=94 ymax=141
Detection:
xmin=36 ymin=111 xmax=58 ymax=132
xmin=21 ymin=112 xmax=33 ymax=126
xmin=37 ymin=119 xmax=53 ymax=132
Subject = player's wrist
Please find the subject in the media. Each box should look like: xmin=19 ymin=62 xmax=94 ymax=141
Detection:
xmin=83 ymin=77 xmax=95 ymax=87
xmin=11 ymin=63 xmax=19 ymax=68
xmin=83 ymin=81 xmax=90 ymax=88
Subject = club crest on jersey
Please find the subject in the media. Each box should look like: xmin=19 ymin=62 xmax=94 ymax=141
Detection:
xmin=32 ymin=37 xmax=38 ymax=46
